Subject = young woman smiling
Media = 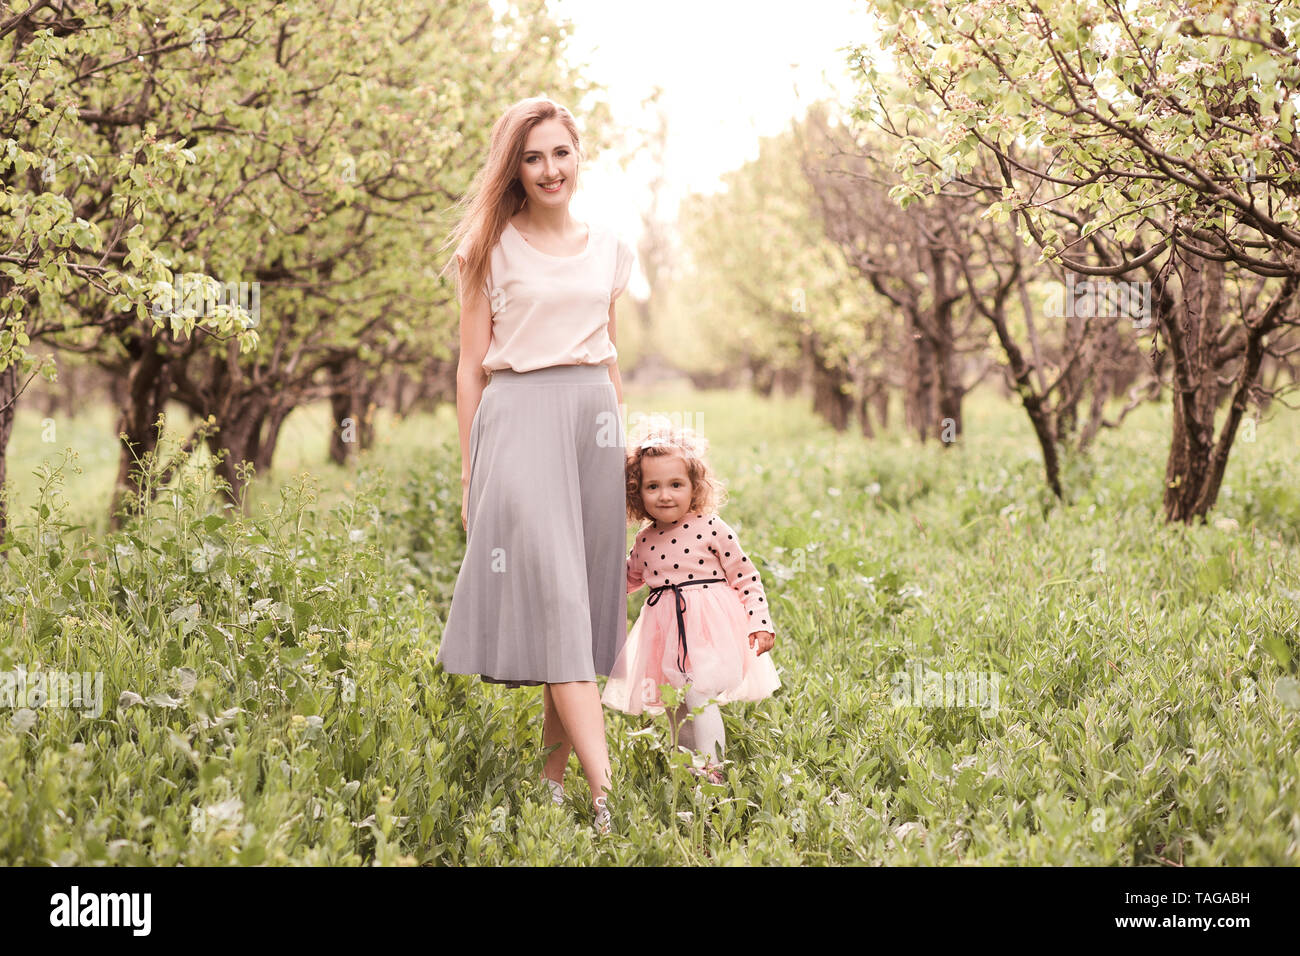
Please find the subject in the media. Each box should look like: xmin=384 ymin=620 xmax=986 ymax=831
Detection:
xmin=436 ymin=97 xmax=636 ymax=836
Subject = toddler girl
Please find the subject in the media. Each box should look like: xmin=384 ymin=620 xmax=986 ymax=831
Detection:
xmin=601 ymin=418 xmax=781 ymax=783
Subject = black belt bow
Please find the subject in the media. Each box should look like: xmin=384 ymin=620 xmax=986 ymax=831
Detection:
xmin=645 ymin=578 xmax=727 ymax=676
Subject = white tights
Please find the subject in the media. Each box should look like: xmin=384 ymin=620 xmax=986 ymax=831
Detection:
xmin=670 ymin=687 xmax=725 ymax=764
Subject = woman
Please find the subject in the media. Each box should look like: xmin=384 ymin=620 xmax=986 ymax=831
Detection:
xmin=436 ymin=97 xmax=635 ymax=835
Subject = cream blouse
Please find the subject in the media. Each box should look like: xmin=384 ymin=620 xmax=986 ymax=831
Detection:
xmin=456 ymin=220 xmax=635 ymax=375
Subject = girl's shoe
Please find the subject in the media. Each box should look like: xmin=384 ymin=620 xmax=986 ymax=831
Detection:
xmin=688 ymin=761 xmax=726 ymax=786
xmin=593 ymin=795 xmax=611 ymax=835
xmin=541 ymin=775 xmax=565 ymax=806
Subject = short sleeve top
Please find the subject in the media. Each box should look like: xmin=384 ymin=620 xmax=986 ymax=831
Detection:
xmin=625 ymin=511 xmax=773 ymax=636
xmin=455 ymin=221 xmax=636 ymax=375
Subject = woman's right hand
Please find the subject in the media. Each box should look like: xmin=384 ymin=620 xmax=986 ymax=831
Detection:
xmin=461 ymin=479 xmax=469 ymax=531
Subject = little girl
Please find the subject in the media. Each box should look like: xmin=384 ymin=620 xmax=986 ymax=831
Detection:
xmin=601 ymin=419 xmax=781 ymax=783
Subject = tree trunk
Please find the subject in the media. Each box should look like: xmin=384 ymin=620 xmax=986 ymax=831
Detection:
xmin=749 ymin=357 xmax=775 ymax=397
xmin=1191 ymin=328 xmax=1261 ymax=517
xmin=1055 ymin=311 xmax=1089 ymax=442
xmin=391 ymin=369 xmax=416 ymax=417
xmin=928 ymin=251 xmax=964 ymax=447
xmin=934 ymin=357 xmax=963 ymax=446
xmin=985 ymin=301 xmax=1062 ymax=498
xmin=774 ymin=366 xmax=802 ymax=397
xmin=904 ymin=313 xmax=936 ymax=442
xmin=167 ymin=352 xmax=296 ymax=514
xmin=1076 ymin=380 xmax=1108 ymax=453
xmin=0 ymin=362 xmax=16 ymax=546
xmin=328 ymin=356 xmax=359 ymax=465
xmin=323 ymin=356 xmax=380 ymax=459
xmin=109 ymin=339 xmax=174 ymax=530
xmin=357 ymin=375 xmax=379 ymax=452
xmin=856 ymin=383 xmax=875 ymax=439
xmin=253 ymin=403 xmax=290 ymax=477
xmin=109 ymin=365 xmax=130 ymax=411
xmin=857 ymin=397 xmax=875 ymax=438
xmin=872 ymin=385 xmax=889 ymax=432
xmin=1075 ymin=319 xmax=1122 ymax=452
xmin=1159 ymin=250 xmax=1225 ymax=522
xmin=1191 ymin=274 xmax=1298 ymax=518
xmin=809 ymin=333 xmax=852 ymax=431
xmin=207 ymin=393 xmax=270 ymax=512
xmin=812 ymin=370 xmax=852 ymax=431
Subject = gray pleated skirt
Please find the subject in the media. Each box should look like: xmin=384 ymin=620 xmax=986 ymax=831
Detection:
xmin=436 ymin=363 xmax=627 ymax=687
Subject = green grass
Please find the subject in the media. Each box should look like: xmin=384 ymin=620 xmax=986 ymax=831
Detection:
xmin=0 ymin=383 xmax=1297 ymax=864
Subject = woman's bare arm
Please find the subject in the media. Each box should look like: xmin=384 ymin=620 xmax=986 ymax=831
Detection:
xmin=457 ymin=256 xmax=493 ymax=486
xmin=606 ymin=299 xmax=624 ymax=407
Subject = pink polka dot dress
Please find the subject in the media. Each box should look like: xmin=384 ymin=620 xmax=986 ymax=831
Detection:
xmin=601 ymin=511 xmax=781 ymax=715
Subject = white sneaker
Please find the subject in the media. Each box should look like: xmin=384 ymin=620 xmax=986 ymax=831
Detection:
xmin=541 ymin=776 xmax=565 ymax=806
xmin=593 ymin=795 xmax=611 ymax=836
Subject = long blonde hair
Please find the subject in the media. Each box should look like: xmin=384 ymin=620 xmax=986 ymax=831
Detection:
xmin=438 ymin=97 xmax=585 ymax=305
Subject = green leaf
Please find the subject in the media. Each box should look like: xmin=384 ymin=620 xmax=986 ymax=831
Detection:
xmin=1277 ymin=677 xmax=1300 ymax=711
xmin=238 ymin=844 xmax=266 ymax=865
xmin=1242 ymin=53 xmax=1278 ymax=87
xmin=1195 ymin=554 xmax=1231 ymax=592
xmin=163 ymin=639 xmax=182 ymax=667
xmin=1261 ymin=635 xmax=1292 ymax=669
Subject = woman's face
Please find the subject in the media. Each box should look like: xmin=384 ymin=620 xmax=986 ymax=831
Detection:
xmin=517 ymin=118 xmax=577 ymax=207
xmin=640 ymin=453 xmax=694 ymax=527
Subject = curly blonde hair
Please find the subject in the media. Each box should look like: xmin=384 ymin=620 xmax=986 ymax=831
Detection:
xmin=625 ymin=417 xmax=727 ymax=526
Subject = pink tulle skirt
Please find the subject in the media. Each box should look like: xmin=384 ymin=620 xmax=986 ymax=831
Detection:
xmin=601 ymin=585 xmax=781 ymax=716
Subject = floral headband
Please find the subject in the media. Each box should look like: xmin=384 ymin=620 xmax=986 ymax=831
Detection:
xmin=633 ymin=431 xmax=708 ymax=460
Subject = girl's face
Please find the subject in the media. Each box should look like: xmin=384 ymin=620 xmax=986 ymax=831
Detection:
xmin=640 ymin=453 xmax=694 ymax=527
xmin=518 ymin=118 xmax=577 ymax=207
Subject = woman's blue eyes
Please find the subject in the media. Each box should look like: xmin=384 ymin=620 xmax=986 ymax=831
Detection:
xmin=526 ymin=151 xmax=568 ymax=162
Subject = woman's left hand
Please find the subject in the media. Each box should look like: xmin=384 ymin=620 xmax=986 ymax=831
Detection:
xmin=748 ymin=630 xmax=774 ymax=655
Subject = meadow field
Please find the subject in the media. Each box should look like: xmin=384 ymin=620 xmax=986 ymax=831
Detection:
xmin=1 ymin=383 xmax=1297 ymax=865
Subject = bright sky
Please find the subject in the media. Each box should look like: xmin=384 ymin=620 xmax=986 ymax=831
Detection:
xmin=542 ymin=0 xmax=880 ymax=297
